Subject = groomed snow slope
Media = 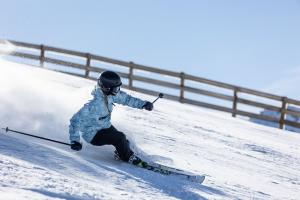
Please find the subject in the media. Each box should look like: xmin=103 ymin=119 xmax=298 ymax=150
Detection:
xmin=0 ymin=60 xmax=299 ymax=200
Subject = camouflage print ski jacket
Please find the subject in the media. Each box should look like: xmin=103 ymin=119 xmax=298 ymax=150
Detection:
xmin=69 ymin=87 xmax=146 ymax=144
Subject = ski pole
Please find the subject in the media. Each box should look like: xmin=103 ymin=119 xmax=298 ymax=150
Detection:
xmin=1 ymin=127 xmax=71 ymax=146
xmin=152 ymin=93 xmax=164 ymax=104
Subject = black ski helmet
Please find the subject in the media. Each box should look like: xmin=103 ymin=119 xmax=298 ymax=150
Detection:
xmin=98 ymin=71 xmax=122 ymax=95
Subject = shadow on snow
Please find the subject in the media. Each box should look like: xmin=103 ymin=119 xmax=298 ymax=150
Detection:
xmin=0 ymin=134 xmax=228 ymax=200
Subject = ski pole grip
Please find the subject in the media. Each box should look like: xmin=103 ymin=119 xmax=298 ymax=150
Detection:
xmin=152 ymin=93 xmax=164 ymax=104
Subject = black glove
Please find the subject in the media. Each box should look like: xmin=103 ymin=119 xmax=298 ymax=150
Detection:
xmin=143 ymin=101 xmax=153 ymax=111
xmin=71 ymin=141 xmax=82 ymax=151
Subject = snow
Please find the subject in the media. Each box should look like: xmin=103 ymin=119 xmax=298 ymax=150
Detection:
xmin=0 ymin=59 xmax=300 ymax=200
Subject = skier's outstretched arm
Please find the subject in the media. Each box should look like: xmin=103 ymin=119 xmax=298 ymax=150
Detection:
xmin=113 ymin=91 xmax=152 ymax=110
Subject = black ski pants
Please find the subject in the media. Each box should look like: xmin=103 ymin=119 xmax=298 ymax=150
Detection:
xmin=90 ymin=125 xmax=133 ymax=162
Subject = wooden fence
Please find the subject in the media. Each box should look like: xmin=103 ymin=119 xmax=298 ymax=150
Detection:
xmin=1 ymin=39 xmax=300 ymax=131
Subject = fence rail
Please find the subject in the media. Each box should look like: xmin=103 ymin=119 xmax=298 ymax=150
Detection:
xmin=1 ymin=39 xmax=300 ymax=131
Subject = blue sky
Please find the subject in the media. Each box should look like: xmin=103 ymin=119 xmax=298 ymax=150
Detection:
xmin=1 ymin=0 xmax=300 ymax=98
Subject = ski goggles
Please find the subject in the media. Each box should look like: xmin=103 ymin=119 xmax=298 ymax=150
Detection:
xmin=100 ymin=83 xmax=121 ymax=95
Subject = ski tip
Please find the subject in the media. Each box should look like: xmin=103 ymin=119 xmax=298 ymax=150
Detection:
xmin=198 ymin=175 xmax=205 ymax=184
xmin=190 ymin=175 xmax=205 ymax=184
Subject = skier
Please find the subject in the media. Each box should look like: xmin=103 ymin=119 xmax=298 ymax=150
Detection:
xmin=69 ymin=70 xmax=153 ymax=166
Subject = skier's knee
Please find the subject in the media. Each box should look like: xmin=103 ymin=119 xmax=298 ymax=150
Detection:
xmin=115 ymin=132 xmax=126 ymax=143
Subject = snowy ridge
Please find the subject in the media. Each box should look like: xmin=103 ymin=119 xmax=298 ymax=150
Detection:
xmin=0 ymin=60 xmax=300 ymax=200
xmin=251 ymin=106 xmax=300 ymax=133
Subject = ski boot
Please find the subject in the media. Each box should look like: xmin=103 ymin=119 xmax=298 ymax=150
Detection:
xmin=128 ymin=154 xmax=148 ymax=168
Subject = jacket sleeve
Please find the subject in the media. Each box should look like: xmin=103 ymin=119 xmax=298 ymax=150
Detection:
xmin=113 ymin=91 xmax=146 ymax=109
xmin=69 ymin=104 xmax=90 ymax=143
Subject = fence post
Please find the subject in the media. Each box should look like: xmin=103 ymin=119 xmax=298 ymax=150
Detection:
xmin=232 ymin=87 xmax=238 ymax=117
xmin=179 ymin=72 xmax=185 ymax=103
xmin=129 ymin=62 xmax=134 ymax=89
xmin=40 ymin=45 xmax=45 ymax=67
xmin=85 ymin=53 xmax=91 ymax=78
xmin=279 ymin=97 xmax=287 ymax=129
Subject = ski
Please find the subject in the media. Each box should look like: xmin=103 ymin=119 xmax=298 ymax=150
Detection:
xmin=138 ymin=162 xmax=205 ymax=184
xmin=114 ymin=151 xmax=205 ymax=184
